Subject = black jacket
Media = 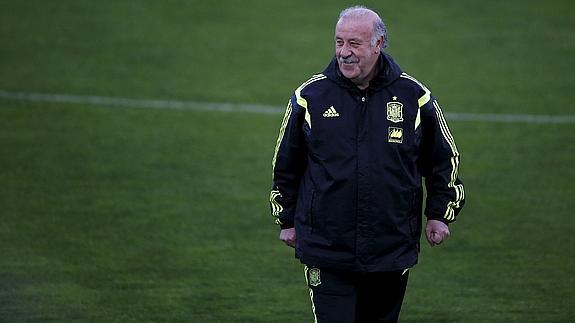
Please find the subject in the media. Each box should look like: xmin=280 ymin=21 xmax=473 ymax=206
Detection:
xmin=270 ymin=52 xmax=465 ymax=272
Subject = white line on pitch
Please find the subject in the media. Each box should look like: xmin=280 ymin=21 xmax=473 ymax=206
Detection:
xmin=1 ymin=90 xmax=574 ymax=124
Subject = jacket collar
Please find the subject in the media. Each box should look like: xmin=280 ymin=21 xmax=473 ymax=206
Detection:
xmin=323 ymin=52 xmax=402 ymax=93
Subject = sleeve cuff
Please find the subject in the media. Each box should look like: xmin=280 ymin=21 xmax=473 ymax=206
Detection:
xmin=426 ymin=216 xmax=452 ymax=225
xmin=276 ymin=218 xmax=294 ymax=229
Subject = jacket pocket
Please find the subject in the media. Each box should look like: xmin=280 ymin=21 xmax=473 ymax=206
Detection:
xmin=308 ymin=190 xmax=315 ymax=233
xmin=408 ymin=189 xmax=422 ymax=240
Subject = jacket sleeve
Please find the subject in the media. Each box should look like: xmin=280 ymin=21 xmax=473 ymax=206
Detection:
xmin=419 ymin=96 xmax=465 ymax=224
xmin=269 ymin=96 xmax=308 ymax=229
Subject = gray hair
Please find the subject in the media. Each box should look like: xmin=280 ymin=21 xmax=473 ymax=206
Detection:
xmin=338 ymin=5 xmax=388 ymax=50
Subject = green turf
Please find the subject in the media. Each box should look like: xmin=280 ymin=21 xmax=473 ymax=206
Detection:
xmin=1 ymin=0 xmax=575 ymax=322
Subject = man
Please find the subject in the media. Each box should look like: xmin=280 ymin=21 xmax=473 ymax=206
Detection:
xmin=270 ymin=6 xmax=465 ymax=322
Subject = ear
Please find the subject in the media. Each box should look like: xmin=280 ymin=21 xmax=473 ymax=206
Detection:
xmin=375 ymin=37 xmax=384 ymax=53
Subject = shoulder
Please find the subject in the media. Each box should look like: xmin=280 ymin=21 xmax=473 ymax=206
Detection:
xmin=294 ymin=73 xmax=329 ymax=95
xmin=396 ymin=72 xmax=432 ymax=108
xmin=397 ymin=72 xmax=430 ymax=92
xmin=291 ymin=73 xmax=329 ymax=109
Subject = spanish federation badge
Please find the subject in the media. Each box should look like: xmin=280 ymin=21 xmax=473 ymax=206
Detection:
xmin=308 ymin=268 xmax=321 ymax=287
xmin=386 ymin=98 xmax=404 ymax=123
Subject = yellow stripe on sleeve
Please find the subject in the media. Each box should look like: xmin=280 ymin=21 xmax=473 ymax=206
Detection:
xmin=271 ymin=100 xmax=293 ymax=174
xmin=432 ymin=100 xmax=465 ymax=221
xmin=399 ymin=73 xmax=431 ymax=130
xmin=294 ymin=74 xmax=326 ymax=129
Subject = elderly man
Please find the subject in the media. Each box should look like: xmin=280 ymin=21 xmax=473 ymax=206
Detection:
xmin=270 ymin=5 xmax=465 ymax=322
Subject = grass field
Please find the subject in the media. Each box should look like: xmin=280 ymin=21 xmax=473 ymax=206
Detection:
xmin=1 ymin=0 xmax=574 ymax=322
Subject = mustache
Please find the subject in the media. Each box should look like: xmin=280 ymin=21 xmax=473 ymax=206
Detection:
xmin=340 ymin=55 xmax=358 ymax=64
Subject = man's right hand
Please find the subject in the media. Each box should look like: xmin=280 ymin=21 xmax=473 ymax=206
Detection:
xmin=280 ymin=228 xmax=296 ymax=248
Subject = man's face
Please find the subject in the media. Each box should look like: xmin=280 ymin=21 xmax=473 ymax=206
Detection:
xmin=335 ymin=18 xmax=381 ymax=87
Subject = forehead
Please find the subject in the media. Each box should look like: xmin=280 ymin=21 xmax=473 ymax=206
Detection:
xmin=335 ymin=18 xmax=373 ymax=41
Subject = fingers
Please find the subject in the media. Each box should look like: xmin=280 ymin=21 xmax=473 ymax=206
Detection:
xmin=426 ymin=231 xmax=441 ymax=247
xmin=431 ymin=232 xmax=443 ymax=244
xmin=425 ymin=221 xmax=450 ymax=247
xmin=282 ymin=237 xmax=295 ymax=248
xmin=425 ymin=219 xmax=449 ymax=247
xmin=425 ymin=227 xmax=434 ymax=246
xmin=279 ymin=228 xmax=296 ymax=248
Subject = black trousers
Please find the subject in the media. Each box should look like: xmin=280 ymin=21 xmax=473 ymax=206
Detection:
xmin=304 ymin=266 xmax=409 ymax=323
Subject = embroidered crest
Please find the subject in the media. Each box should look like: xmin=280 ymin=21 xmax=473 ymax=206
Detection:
xmin=386 ymin=99 xmax=404 ymax=123
xmin=308 ymin=268 xmax=321 ymax=287
xmin=388 ymin=127 xmax=403 ymax=143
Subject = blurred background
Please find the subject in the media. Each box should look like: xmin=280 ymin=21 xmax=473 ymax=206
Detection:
xmin=1 ymin=0 xmax=574 ymax=321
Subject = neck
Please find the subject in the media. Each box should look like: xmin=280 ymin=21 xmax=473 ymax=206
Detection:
xmin=353 ymin=63 xmax=378 ymax=90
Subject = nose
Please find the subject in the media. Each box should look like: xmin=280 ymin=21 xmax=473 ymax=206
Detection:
xmin=339 ymin=43 xmax=353 ymax=57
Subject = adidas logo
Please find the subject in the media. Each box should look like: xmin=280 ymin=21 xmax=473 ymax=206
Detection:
xmin=323 ymin=106 xmax=340 ymax=118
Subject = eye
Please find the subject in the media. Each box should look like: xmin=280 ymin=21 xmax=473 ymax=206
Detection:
xmin=336 ymin=39 xmax=343 ymax=46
